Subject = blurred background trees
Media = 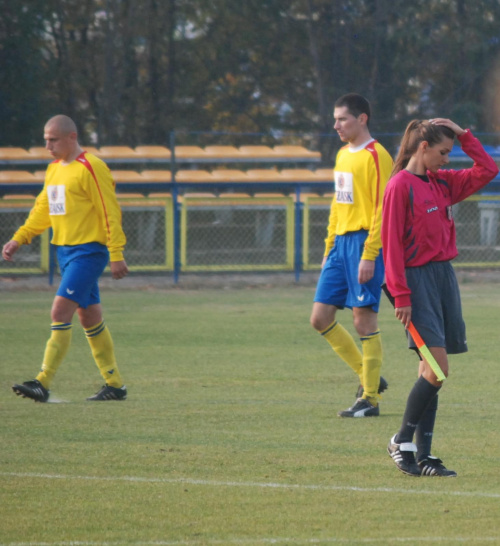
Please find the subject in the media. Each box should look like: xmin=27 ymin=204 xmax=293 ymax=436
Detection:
xmin=2 ymin=0 xmax=500 ymax=158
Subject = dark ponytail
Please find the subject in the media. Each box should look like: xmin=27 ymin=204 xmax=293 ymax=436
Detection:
xmin=391 ymin=120 xmax=455 ymax=178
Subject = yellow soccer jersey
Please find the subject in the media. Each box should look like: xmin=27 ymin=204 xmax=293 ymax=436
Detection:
xmin=13 ymin=152 xmax=126 ymax=261
xmin=324 ymin=140 xmax=392 ymax=260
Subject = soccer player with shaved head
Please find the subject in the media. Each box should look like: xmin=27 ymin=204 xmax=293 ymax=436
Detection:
xmin=3 ymin=114 xmax=129 ymax=402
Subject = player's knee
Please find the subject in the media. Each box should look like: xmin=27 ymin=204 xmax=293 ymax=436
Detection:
xmin=311 ymin=302 xmax=336 ymax=332
xmin=310 ymin=313 xmax=320 ymax=331
xmin=51 ymin=304 xmax=76 ymax=324
xmin=353 ymin=310 xmax=378 ymax=337
xmin=353 ymin=317 xmax=368 ymax=336
xmin=311 ymin=312 xmax=334 ymax=333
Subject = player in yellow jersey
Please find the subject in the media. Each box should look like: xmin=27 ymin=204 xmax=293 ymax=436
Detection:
xmin=2 ymin=115 xmax=129 ymax=402
xmin=310 ymin=94 xmax=393 ymax=417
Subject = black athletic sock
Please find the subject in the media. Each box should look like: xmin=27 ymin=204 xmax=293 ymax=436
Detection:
xmin=395 ymin=376 xmax=441 ymax=444
xmin=416 ymin=394 xmax=438 ymax=462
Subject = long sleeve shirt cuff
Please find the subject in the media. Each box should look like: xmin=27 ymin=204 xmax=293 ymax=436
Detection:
xmin=395 ymin=294 xmax=412 ymax=308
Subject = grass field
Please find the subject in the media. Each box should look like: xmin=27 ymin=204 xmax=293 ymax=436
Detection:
xmin=1 ymin=281 xmax=500 ymax=545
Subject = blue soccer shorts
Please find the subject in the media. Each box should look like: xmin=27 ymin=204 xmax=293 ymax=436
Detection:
xmin=314 ymin=230 xmax=384 ymax=312
xmin=56 ymin=242 xmax=109 ymax=309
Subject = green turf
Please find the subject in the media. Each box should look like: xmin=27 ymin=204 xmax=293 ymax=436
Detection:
xmin=1 ymin=283 xmax=499 ymax=545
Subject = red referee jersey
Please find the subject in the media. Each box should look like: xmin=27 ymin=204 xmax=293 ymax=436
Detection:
xmin=382 ymin=130 xmax=499 ymax=308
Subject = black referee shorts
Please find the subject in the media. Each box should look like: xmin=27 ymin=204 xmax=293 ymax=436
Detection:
xmin=406 ymin=261 xmax=467 ymax=355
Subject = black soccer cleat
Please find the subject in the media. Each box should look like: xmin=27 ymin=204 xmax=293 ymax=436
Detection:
xmin=12 ymin=379 xmax=50 ymax=403
xmin=86 ymin=384 xmax=127 ymax=401
xmin=387 ymin=434 xmax=421 ymax=476
xmin=418 ymin=456 xmax=457 ymax=477
xmin=338 ymin=397 xmax=380 ymax=418
xmin=356 ymin=376 xmax=389 ymax=399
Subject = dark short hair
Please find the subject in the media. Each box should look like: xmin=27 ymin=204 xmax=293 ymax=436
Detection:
xmin=334 ymin=93 xmax=371 ymax=124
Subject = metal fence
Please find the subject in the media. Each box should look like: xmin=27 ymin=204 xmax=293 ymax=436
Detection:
xmin=181 ymin=195 xmax=293 ymax=271
xmin=303 ymin=194 xmax=500 ymax=268
xmin=2 ymin=192 xmax=500 ymax=279
xmin=2 ymin=130 xmax=500 ymax=278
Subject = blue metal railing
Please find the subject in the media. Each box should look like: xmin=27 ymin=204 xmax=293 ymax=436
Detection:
xmin=2 ymin=176 xmax=334 ymax=284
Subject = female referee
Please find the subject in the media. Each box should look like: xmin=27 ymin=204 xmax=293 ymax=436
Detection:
xmin=382 ymin=118 xmax=498 ymax=477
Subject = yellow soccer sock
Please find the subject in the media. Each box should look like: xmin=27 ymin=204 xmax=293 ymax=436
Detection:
xmin=320 ymin=321 xmax=363 ymax=380
xmin=36 ymin=322 xmax=73 ymax=389
xmin=360 ymin=331 xmax=383 ymax=405
xmin=84 ymin=321 xmax=124 ymax=388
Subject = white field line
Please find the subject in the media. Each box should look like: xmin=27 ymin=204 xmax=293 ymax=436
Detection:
xmin=1 ymin=471 xmax=500 ymax=499
xmin=3 ymin=536 xmax=500 ymax=545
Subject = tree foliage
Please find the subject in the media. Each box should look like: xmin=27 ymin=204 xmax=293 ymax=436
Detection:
xmin=1 ymin=0 xmax=500 ymax=152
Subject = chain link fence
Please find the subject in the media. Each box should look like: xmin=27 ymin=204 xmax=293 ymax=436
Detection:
xmin=118 ymin=196 xmax=173 ymax=271
xmin=0 ymin=199 xmax=46 ymax=273
xmin=302 ymin=194 xmax=500 ymax=268
xmin=181 ymin=196 xmax=293 ymax=271
xmin=2 ymin=130 xmax=500 ymax=278
xmin=2 ymin=192 xmax=500 ymax=276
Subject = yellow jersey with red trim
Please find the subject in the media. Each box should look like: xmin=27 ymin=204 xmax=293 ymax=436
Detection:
xmin=13 ymin=152 xmax=126 ymax=261
xmin=324 ymin=139 xmax=392 ymax=260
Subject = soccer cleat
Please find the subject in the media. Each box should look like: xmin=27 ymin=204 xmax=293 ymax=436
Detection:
xmin=356 ymin=376 xmax=389 ymax=399
xmin=12 ymin=379 xmax=50 ymax=403
xmin=86 ymin=384 xmax=127 ymax=401
xmin=387 ymin=434 xmax=421 ymax=476
xmin=418 ymin=456 xmax=457 ymax=477
xmin=338 ymin=397 xmax=379 ymax=417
